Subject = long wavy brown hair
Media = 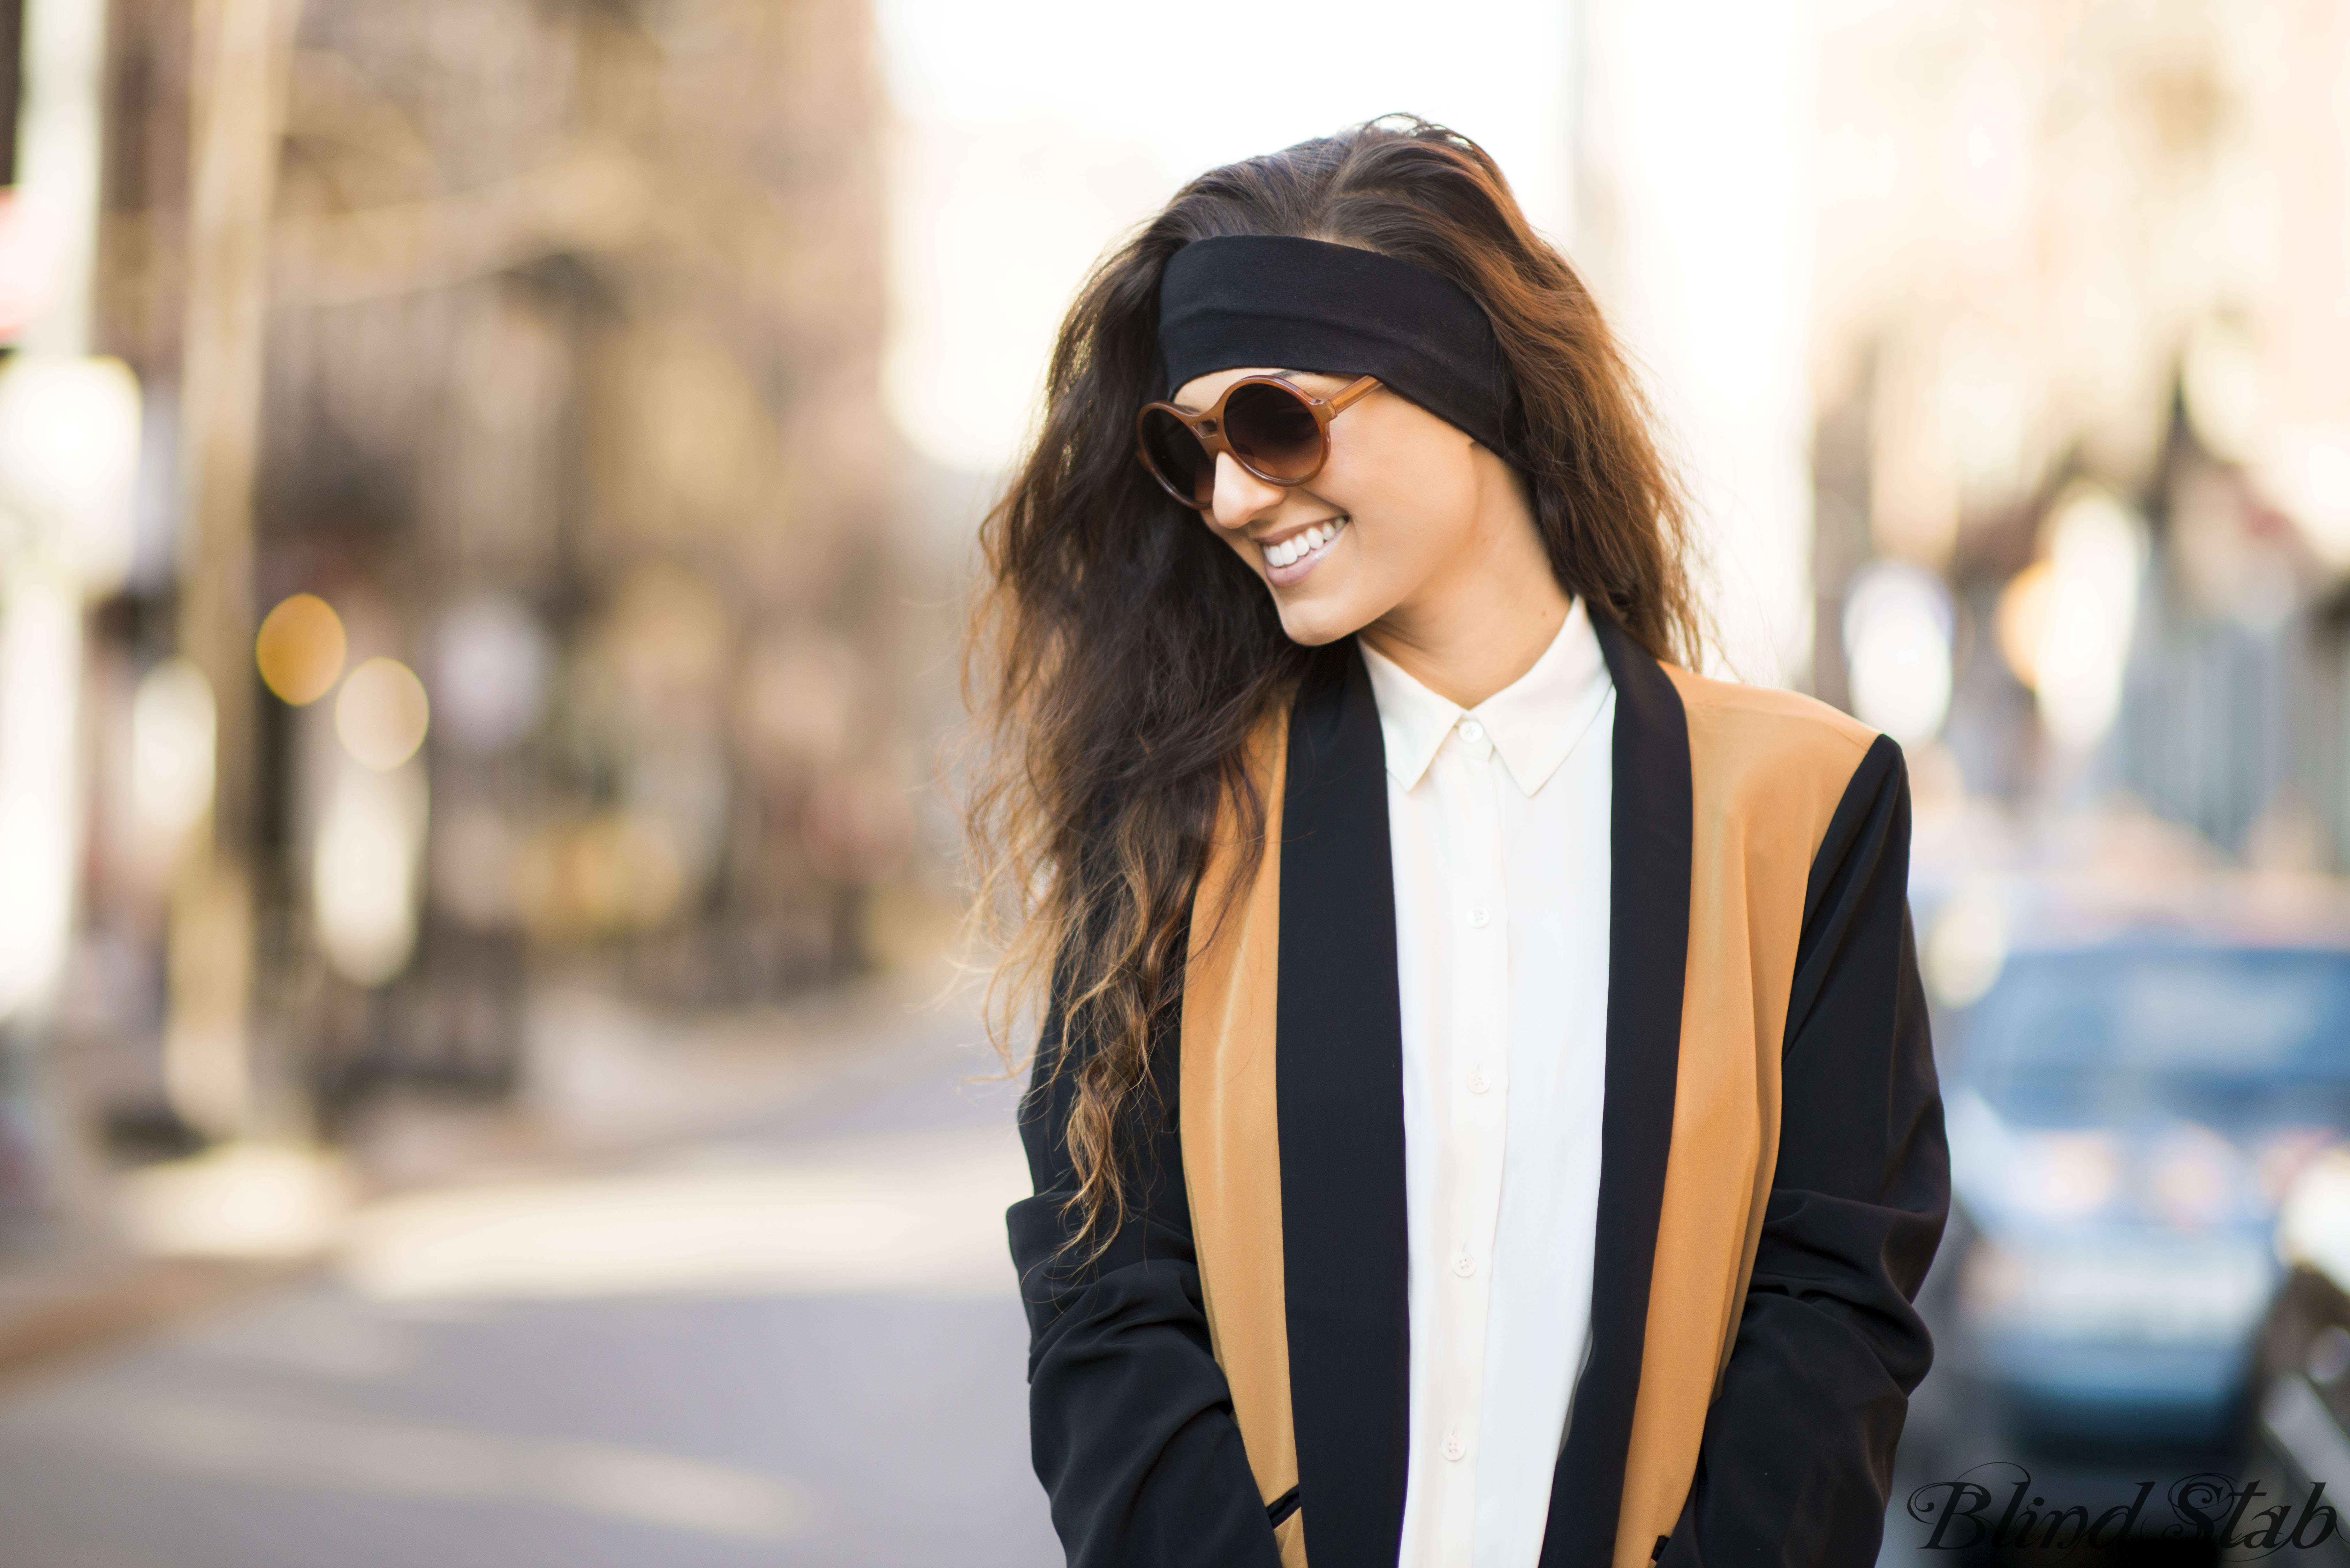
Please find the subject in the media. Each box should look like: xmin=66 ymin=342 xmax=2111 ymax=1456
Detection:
xmin=964 ymin=117 xmax=1700 ymax=1256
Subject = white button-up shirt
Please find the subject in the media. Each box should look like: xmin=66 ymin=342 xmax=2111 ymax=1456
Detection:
xmin=1361 ymin=598 xmax=1615 ymax=1568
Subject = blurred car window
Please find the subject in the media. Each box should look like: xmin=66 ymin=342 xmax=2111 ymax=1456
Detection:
xmin=1965 ymin=947 xmax=2350 ymax=1131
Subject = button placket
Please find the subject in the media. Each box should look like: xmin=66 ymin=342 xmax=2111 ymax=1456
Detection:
xmin=1377 ymin=623 xmax=1618 ymax=1568
xmin=1418 ymin=717 xmax=1506 ymax=1546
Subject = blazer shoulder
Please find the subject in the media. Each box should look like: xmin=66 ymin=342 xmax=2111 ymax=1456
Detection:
xmin=1658 ymin=663 xmax=1887 ymax=811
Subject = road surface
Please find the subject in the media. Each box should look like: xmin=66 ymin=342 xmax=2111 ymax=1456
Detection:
xmin=0 ymin=1011 xmax=1062 ymax=1568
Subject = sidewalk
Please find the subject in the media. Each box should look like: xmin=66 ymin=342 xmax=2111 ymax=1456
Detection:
xmin=0 ymin=977 xmax=997 ymax=1389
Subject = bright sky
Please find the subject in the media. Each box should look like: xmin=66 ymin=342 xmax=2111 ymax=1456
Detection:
xmin=874 ymin=0 xmax=1581 ymax=473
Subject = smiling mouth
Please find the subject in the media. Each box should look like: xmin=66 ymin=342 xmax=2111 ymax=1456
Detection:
xmin=1258 ymin=517 xmax=1347 ymax=570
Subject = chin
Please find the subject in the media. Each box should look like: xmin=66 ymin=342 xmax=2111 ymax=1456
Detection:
xmin=1273 ymin=597 xmax=1374 ymax=648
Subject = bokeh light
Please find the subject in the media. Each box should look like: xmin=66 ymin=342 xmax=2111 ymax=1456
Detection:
xmin=1924 ymin=899 xmax=2009 ymax=1010
xmin=430 ymin=593 xmax=551 ymax=755
xmin=0 ymin=355 xmax=143 ymax=591
xmin=2034 ymin=486 xmax=2148 ymax=751
xmin=314 ymin=764 xmax=426 ymax=987
xmin=0 ymin=190 xmax=59 ymax=340
xmin=130 ymin=657 xmax=216 ymax=851
xmin=1994 ymin=562 xmax=2054 ymax=693
xmin=254 ymin=593 xmax=348 ymax=706
xmin=334 ymin=657 xmax=431 ymax=771
xmin=1841 ymin=564 xmax=1954 ymax=747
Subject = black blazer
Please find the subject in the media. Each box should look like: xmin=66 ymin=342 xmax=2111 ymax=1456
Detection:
xmin=1008 ymin=622 xmax=1948 ymax=1568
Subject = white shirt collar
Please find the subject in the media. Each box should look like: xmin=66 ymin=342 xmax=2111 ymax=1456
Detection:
xmin=1358 ymin=596 xmax=1612 ymax=796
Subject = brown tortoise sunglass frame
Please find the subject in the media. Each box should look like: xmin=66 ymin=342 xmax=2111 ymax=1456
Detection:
xmin=1134 ymin=374 xmax=1382 ymax=511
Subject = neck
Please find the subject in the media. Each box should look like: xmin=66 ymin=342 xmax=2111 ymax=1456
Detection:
xmin=1358 ymin=460 xmax=1571 ymax=708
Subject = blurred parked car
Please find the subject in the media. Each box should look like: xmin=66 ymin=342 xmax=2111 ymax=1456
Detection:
xmin=2250 ymin=1154 xmax=2350 ymax=1559
xmin=1937 ymin=939 xmax=2350 ymax=1452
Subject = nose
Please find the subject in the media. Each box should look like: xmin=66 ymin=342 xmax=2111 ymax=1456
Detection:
xmin=1209 ymin=453 xmax=1286 ymax=531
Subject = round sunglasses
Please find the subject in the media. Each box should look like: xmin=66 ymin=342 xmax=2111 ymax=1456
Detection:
xmin=1134 ymin=374 xmax=1381 ymax=510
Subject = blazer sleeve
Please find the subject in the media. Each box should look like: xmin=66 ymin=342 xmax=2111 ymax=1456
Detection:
xmin=1007 ymin=999 xmax=1284 ymax=1568
xmin=1661 ymin=734 xmax=1951 ymax=1567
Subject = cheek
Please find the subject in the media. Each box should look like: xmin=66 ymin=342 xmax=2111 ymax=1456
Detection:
xmin=1322 ymin=449 xmax=1477 ymax=573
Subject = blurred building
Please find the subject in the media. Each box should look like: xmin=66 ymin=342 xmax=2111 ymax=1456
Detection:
xmin=1812 ymin=0 xmax=2350 ymax=869
xmin=0 ymin=0 xmax=926 ymax=1188
xmin=5 ymin=0 xmax=2349 ymax=1226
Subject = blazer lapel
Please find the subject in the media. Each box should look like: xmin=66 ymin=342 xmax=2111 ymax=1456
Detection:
xmin=1278 ymin=642 xmax=1412 ymax=1568
xmin=1540 ymin=616 xmax=1693 ymax=1567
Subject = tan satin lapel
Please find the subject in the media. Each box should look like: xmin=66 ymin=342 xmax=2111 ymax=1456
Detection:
xmin=1274 ymin=1512 xmax=1307 ymax=1568
xmin=1179 ymin=711 xmax=1305 ymax=1566
xmin=1610 ymin=671 xmax=1876 ymax=1568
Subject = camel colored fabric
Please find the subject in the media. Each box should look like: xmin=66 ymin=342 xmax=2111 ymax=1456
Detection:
xmin=1180 ymin=709 xmax=1305 ymax=1568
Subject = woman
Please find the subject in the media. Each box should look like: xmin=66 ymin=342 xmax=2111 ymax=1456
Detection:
xmin=967 ymin=117 xmax=1947 ymax=1568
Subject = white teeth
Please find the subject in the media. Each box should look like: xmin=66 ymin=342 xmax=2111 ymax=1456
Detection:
xmin=1262 ymin=518 xmax=1346 ymax=571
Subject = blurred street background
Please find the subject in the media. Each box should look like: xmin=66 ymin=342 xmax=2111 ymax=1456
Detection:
xmin=0 ymin=1 xmax=2346 ymax=1564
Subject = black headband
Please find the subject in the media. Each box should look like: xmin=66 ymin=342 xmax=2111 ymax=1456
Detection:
xmin=1156 ymin=234 xmax=1514 ymax=456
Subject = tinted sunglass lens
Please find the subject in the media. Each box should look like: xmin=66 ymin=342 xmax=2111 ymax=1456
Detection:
xmin=1140 ymin=409 xmax=1213 ymax=506
xmin=1224 ymin=382 xmax=1325 ymax=481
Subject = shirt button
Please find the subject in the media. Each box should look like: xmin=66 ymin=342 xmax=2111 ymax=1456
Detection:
xmin=1466 ymin=906 xmax=1490 ymax=928
xmin=1442 ymin=1429 xmax=1466 ymax=1461
xmin=1452 ymin=1247 xmax=1475 ymax=1278
xmin=1468 ymin=1070 xmax=1490 ymax=1094
xmin=1457 ymin=720 xmax=1484 ymax=744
